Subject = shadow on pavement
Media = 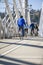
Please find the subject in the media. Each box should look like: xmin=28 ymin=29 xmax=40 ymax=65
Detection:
xmin=0 ymin=42 xmax=43 ymax=49
xmin=0 ymin=55 xmax=41 ymax=65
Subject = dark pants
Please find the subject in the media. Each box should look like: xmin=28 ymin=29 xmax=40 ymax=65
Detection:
xmin=19 ymin=26 xmax=24 ymax=37
xmin=31 ymin=28 xmax=34 ymax=35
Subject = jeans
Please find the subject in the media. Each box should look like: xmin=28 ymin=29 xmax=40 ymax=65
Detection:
xmin=19 ymin=26 xmax=24 ymax=37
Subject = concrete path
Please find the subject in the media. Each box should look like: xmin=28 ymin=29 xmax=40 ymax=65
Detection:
xmin=0 ymin=37 xmax=43 ymax=65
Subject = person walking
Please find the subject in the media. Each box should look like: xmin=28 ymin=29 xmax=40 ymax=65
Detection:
xmin=30 ymin=22 xmax=35 ymax=36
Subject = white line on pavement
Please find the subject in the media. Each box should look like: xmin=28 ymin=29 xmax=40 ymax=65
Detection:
xmin=0 ymin=40 xmax=23 ymax=56
xmin=0 ymin=45 xmax=21 ymax=56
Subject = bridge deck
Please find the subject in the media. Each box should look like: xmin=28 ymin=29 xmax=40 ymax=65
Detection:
xmin=0 ymin=37 xmax=43 ymax=65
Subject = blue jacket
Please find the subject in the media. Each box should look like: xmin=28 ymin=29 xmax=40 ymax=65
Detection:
xmin=17 ymin=18 xmax=25 ymax=27
xmin=30 ymin=23 xmax=35 ymax=29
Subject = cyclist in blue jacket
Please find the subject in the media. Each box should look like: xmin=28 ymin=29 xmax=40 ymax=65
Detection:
xmin=17 ymin=15 xmax=26 ymax=36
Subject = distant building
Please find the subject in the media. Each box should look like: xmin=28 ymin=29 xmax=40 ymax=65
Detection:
xmin=30 ymin=9 xmax=41 ymax=24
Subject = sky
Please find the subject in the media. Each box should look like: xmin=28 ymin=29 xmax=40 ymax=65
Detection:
xmin=0 ymin=0 xmax=43 ymax=12
xmin=29 ymin=0 xmax=43 ymax=10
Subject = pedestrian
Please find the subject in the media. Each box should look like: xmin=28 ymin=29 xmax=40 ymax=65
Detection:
xmin=30 ymin=22 xmax=35 ymax=36
xmin=34 ymin=24 xmax=39 ymax=36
